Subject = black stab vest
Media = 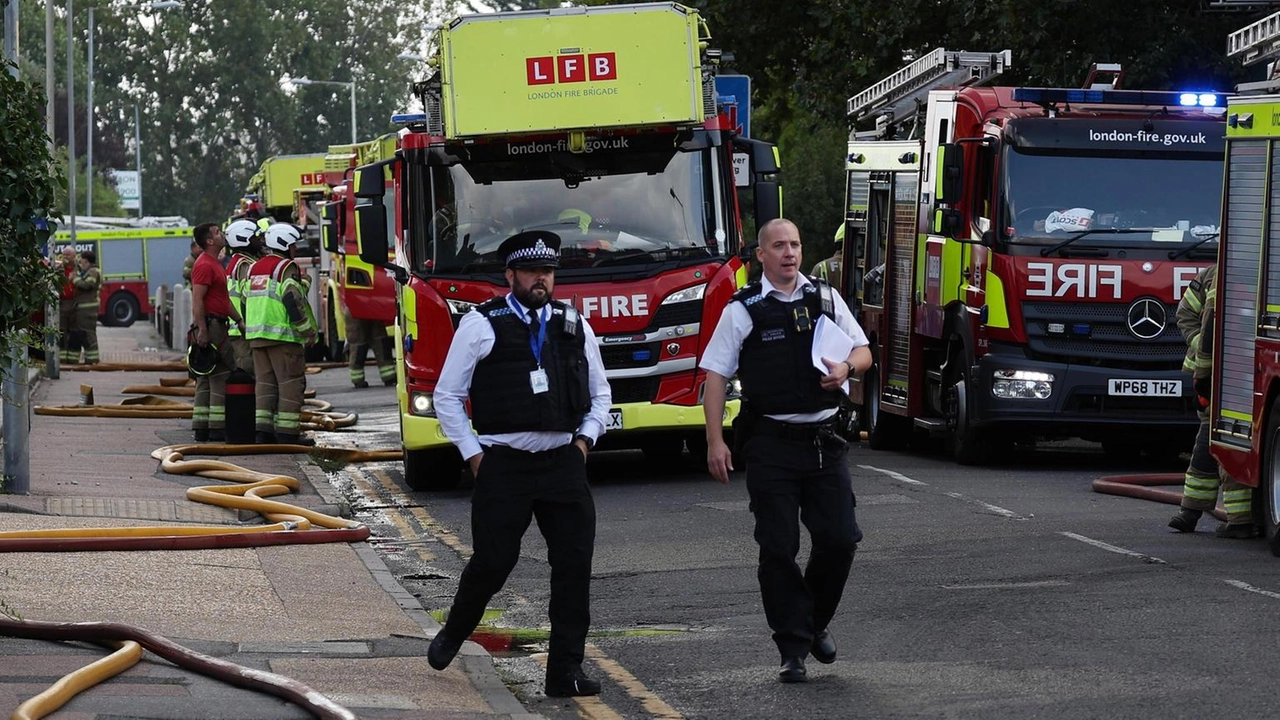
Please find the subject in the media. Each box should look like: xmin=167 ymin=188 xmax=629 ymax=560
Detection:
xmin=469 ymin=297 xmax=591 ymax=434
xmin=736 ymin=280 xmax=842 ymax=416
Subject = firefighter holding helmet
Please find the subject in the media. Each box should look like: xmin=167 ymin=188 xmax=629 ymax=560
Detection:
xmin=224 ymin=219 xmax=263 ymax=376
xmin=245 ymin=224 xmax=316 ymax=445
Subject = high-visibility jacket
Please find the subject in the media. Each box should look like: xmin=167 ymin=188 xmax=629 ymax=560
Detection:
xmin=245 ymin=255 xmax=314 ymax=344
xmin=73 ymin=266 xmax=101 ymax=310
xmin=226 ymin=252 xmax=256 ymax=338
xmin=1177 ymin=265 xmax=1215 ymax=379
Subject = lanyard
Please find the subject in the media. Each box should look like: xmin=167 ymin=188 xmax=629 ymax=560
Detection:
xmin=508 ymin=296 xmax=548 ymax=367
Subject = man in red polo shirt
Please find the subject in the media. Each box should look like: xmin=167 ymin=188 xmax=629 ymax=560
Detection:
xmin=57 ymin=246 xmax=78 ymax=364
xmin=189 ymin=222 xmax=245 ymax=442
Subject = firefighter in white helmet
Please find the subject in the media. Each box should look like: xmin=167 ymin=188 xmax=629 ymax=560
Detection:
xmin=224 ymin=219 xmax=264 ymax=376
xmin=244 ymin=223 xmax=316 ymax=445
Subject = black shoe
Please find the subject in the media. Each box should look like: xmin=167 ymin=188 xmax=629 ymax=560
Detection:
xmin=545 ymin=666 xmax=602 ymax=697
xmin=427 ymin=632 xmax=463 ymax=671
xmin=193 ymin=429 xmax=210 ymax=442
xmin=778 ymin=657 xmax=807 ymax=683
xmin=208 ymin=430 xmax=225 ymax=442
xmin=255 ymin=431 xmax=277 ymax=444
xmin=277 ymin=434 xmax=316 ymax=447
xmin=352 ymin=379 xmax=369 ymax=389
xmin=383 ymin=378 xmax=396 ymax=387
xmin=1169 ymin=508 xmax=1202 ymax=533
xmin=811 ymin=630 xmax=837 ymax=664
xmin=1216 ymin=522 xmax=1259 ymax=539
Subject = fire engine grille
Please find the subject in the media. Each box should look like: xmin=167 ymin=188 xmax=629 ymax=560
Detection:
xmin=610 ymin=377 xmax=660 ymax=404
xmin=650 ymin=299 xmax=702 ymax=328
xmin=1022 ymin=302 xmax=1184 ymax=366
xmin=1063 ymin=392 xmax=1198 ymax=416
xmin=600 ymin=342 xmax=661 ymax=370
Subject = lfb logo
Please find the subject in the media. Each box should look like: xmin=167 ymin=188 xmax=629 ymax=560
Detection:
xmin=526 ymin=52 xmax=617 ymax=85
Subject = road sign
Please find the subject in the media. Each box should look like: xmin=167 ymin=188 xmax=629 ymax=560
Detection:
xmin=715 ymin=74 xmax=751 ymax=138
xmin=110 ymin=170 xmax=140 ymax=210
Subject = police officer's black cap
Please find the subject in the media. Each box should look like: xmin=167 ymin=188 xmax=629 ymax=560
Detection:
xmin=499 ymin=230 xmax=561 ymax=269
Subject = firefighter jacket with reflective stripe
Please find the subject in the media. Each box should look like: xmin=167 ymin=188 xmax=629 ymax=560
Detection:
xmin=469 ymin=298 xmax=590 ymax=435
xmin=1177 ymin=265 xmax=1215 ymax=379
xmin=245 ymin=255 xmax=314 ymax=344
xmin=735 ymin=280 xmax=842 ymax=416
xmin=226 ymin=252 xmax=255 ymax=338
xmin=73 ymin=266 xmax=101 ymax=309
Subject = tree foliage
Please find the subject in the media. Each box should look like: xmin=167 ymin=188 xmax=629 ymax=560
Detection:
xmin=0 ymin=59 xmax=62 ymax=371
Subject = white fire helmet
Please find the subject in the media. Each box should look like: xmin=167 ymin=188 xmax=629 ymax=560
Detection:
xmin=225 ymin=219 xmax=259 ymax=249
xmin=264 ymin=224 xmax=302 ymax=254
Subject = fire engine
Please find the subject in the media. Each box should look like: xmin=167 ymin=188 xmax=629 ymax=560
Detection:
xmin=1210 ymin=10 xmax=1280 ymax=547
xmin=352 ymin=2 xmax=781 ymax=489
xmin=317 ymin=134 xmax=398 ymax=362
xmin=54 ymin=217 xmax=194 ymax=327
xmin=842 ymin=49 xmax=1226 ymax=463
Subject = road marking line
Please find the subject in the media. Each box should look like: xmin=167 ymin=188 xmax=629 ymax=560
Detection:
xmin=585 ymin=643 xmax=684 ymax=719
xmin=943 ymin=492 xmax=1025 ymax=520
xmin=531 ymin=651 xmax=629 ymax=720
xmin=1059 ymin=532 xmax=1167 ymax=564
xmin=859 ymin=465 xmax=927 ymax=485
xmin=942 ymin=580 xmax=1070 ymax=590
xmin=1225 ymin=579 xmax=1280 ymax=600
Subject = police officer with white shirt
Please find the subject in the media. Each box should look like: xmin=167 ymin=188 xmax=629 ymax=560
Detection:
xmin=701 ymin=218 xmax=873 ymax=684
xmin=427 ymin=230 xmax=612 ymax=699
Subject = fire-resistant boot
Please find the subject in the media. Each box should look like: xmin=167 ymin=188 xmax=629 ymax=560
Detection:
xmin=1215 ymin=522 xmax=1260 ymax=539
xmin=1168 ymin=508 xmax=1202 ymax=533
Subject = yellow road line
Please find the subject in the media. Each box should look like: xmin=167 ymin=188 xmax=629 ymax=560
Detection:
xmin=586 ymin=643 xmax=684 ymax=720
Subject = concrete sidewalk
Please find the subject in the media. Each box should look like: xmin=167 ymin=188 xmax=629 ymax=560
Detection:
xmin=0 ymin=325 xmax=535 ymax=719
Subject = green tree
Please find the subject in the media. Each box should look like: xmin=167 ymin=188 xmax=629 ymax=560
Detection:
xmin=0 ymin=58 xmax=63 ymax=373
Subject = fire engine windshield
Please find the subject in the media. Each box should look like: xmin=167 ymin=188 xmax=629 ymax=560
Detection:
xmin=419 ymin=141 xmax=723 ymax=275
xmin=1002 ymin=150 xmax=1222 ymax=246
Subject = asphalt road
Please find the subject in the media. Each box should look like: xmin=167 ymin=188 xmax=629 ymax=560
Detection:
xmin=321 ymin=383 xmax=1280 ymax=720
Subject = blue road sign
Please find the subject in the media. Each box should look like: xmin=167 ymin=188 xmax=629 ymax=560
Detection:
xmin=714 ymin=74 xmax=752 ymax=138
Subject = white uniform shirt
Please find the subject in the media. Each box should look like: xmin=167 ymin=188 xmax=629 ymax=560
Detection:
xmin=435 ymin=294 xmax=612 ymax=460
xmin=700 ymin=274 xmax=869 ymax=424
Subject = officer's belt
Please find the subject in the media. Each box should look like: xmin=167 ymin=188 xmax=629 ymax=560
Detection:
xmin=753 ymin=416 xmax=837 ymax=441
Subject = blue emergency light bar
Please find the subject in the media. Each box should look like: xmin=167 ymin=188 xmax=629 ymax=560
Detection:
xmin=1012 ymin=88 xmax=1227 ymax=108
xmin=391 ymin=113 xmax=429 ymax=125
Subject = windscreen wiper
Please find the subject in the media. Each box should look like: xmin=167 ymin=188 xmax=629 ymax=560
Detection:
xmin=591 ymin=246 xmax=712 ymax=267
xmin=1167 ymin=232 xmax=1219 ymax=261
xmin=1038 ymin=228 xmax=1161 ymax=257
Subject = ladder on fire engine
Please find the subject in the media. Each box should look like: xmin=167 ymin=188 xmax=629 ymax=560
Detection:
xmin=1228 ymin=9 xmax=1280 ymax=92
xmin=846 ymin=48 xmax=1012 ymax=128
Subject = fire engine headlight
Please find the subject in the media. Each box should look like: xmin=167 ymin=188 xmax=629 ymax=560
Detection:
xmin=660 ymin=283 xmax=706 ymax=305
xmin=991 ymin=369 xmax=1054 ymax=400
xmin=445 ymin=298 xmax=478 ymax=316
xmin=410 ymin=391 xmax=436 ymax=417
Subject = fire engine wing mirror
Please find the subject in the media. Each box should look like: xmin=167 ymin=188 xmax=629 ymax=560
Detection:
xmin=320 ymin=202 xmax=340 ymax=254
xmin=754 ymin=181 xmax=782 ymax=226
xmin=355 ymin=201 xmax=389 ymax=266
xmin=935 ymin=143 xmax=964 ymax=205
xmin=354 ymin=164 xmax=385 ymax=198
xmin=932 ymin=208 xmax=965 ymax=238
xmin=734 ymin=137 xmax=780 ymax=175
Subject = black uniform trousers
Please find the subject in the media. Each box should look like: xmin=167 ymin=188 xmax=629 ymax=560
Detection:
xmin=440 ymin=443 xmax=596 ymax=675
xmin=743 ymin=426 xmax=862 ymax=659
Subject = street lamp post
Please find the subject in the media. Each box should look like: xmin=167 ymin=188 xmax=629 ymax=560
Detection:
xmin=85 ymin=1 xmax=181 ymax=218
xmin=290 ymin=77 xmax=357 ymax=143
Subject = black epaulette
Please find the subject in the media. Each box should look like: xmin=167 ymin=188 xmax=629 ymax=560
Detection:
xmin=478 ymin=297 xmax=510 ymax=317
xmin=732 ymin=282 xmax=764 ymax=306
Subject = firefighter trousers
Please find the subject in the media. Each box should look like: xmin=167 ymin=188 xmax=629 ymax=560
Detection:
xmin=251 ymin=341 xmax=306 ymax=440
xmin=743 ymin=430 xmax=861 ymax=659
xmin=58 ymin=298 xmax=77 ymax=363
xmin=440 ymin=444 xmax=595 ymax=677
xmin=229 ymin=335 xmax=255 ymax=377
xmin=347 ymin=318 xmax=394 ymax=386
xmin=192 ymin=318 xmax=236 ymax=433
xmin=74 ymin=304 xmax=99 ymax=364
xmin=1181 ymin=415 xmax=1253 ymax=524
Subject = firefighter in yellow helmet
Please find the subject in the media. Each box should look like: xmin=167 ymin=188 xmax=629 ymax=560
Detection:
xmin=72 ymin=250 xmax=103 ymax=364
xmin=809 ymin=223 xmax=845 ymax=295
xmin=245 ymin=224 xmax=316 ymax=445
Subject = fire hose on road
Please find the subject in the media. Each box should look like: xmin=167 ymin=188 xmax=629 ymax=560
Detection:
xmin=1091 ymin=472 xmax=1228 ymax=522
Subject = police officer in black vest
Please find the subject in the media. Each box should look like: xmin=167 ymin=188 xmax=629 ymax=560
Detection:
xmin=428 ymin=230 xmax=612 ymax=698
xmin=701 ymin=218 xmax=872 ymax=684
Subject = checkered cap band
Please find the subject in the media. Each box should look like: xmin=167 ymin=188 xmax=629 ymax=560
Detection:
xmin=506 ymin=238 xmax=558 ymax=266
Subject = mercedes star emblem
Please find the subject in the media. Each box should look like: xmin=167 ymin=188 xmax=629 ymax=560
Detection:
xmin=1126 ymin=297 xmax=1167 ymax=340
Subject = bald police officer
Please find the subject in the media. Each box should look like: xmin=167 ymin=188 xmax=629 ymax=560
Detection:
xmin=701 ymin=218 xmax=872 ymax=684
xmin=428 ymin=230 xmax=612 ymax=698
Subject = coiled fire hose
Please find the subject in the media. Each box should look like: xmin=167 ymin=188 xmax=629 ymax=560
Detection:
xmin=1 ymin=617 xmax=356 ymax=720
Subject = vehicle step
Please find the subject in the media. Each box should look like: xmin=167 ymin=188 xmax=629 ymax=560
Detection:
xmin=913 ymin=417 xmax=946 ymax=432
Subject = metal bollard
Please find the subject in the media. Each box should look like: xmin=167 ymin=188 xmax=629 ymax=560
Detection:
xmin=172 ymin=284 xmax=191 ymax=356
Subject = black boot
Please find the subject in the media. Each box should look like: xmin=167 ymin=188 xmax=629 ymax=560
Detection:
xmin=545 ymin=666 xmax=602 ymax=697
xmin=255 ymin=431 xmax=277 ymax=444
xmin=1169 ymin=508 xmax=1202 ymax=533
xmin=1215 ymin=522 xmax=1259 ymax=539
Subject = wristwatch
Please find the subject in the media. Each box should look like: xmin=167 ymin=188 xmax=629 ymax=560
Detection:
xmin=843 ymin=360 xmax=856 ymax=374
xmin=574 ymin=434 xmax=595 ymax=450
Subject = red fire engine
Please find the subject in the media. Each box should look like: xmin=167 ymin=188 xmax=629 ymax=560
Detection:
xmin=352 ymin=3 xmax=780 ymax=489
xmin=843 ymin=49 xmax=1226 ymax=463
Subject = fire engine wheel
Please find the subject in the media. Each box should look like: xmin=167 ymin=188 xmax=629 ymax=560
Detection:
xmin=944 ymin=362 xmax=990 ymax=465
xmin=403 ymin=447 xmax=463 ymax=492
xmin=105 ymin=292 xmax=140 ymax=328
xmin=1260 ymin=397 xmax=1280 ymax=555
xmin=864 ymin=366 xmax=904 ymax=450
